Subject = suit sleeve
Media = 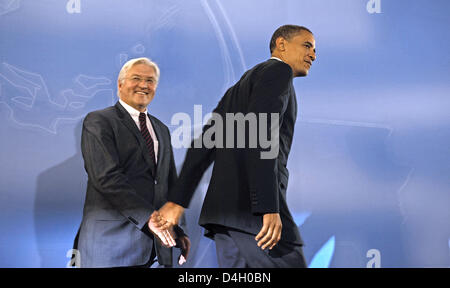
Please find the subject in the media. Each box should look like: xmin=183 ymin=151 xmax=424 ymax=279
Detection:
xmin=167 ymin=98 xmax=227 ymax=207
xmin=246 ymin=62 xmax=293 ymax=215
xmin=81 ymin=112 xmax=154 ymax=230
xmin=167 ymin=126 xmax=188 ymax=237
xmin=167 ymin=126 xmax=178 ymax=195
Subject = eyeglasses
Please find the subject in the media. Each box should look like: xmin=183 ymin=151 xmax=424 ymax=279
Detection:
xmin=126 ymin=76 xmax=157 ymax=86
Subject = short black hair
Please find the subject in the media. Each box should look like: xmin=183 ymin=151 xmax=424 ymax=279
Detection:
xmin=269 ymin=25 xmax=313 ymax=54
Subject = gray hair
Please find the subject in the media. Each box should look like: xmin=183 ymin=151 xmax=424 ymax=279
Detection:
xmin=117 ymin=57 xmax=160 ymax=97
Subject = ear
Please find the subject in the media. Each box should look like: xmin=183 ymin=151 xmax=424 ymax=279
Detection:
xmin=276 ymin=37 xmax=286 ymax=52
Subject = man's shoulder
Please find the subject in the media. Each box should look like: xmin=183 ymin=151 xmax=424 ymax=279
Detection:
xmin=261 ymin=59 xmax=292 ymax=75
xmin=246 ymin=59 xmax=292 ymax=80
xmin=88 ymin=105 xmax=117 ymax=116
xmin=84 ymin=105 xmax=118 ymax=124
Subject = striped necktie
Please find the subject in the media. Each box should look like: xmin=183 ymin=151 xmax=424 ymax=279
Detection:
xmin=139 ymin=112 xmax=156 ymax=172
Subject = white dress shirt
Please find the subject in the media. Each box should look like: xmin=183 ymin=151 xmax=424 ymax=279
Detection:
xmin=270 ymin=56 xmax=284 ymax=62
xmin=119 ymin=99 xmax=158 ymax=163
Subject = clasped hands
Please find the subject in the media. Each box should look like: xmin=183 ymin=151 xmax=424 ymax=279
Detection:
xmin=151 ymin=201 xmax=283 ymax=253
xmin=147 ymin=202 xmax=188 ymax=265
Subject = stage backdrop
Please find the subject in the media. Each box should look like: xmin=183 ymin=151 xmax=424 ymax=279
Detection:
xmin=0 ymin=0 xmax=449 ymax=267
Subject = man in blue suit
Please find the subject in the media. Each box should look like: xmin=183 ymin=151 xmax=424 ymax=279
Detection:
xmin=158 ymin=25 xmax=316 ymax=268
xmin=74 ymin=58 xmax=190 ymax=268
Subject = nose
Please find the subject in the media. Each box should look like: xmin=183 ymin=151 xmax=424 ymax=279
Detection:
xmin=309 ymin=50 xmax=316 ymax=62
xmin=138 ymin=80 xmax=149 ymax=89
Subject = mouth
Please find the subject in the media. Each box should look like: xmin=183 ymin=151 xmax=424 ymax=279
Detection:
xmin=135 ymin=91 xmax=149 ymax=96
xmin=304 ymin=60 xmax=312 ymax=67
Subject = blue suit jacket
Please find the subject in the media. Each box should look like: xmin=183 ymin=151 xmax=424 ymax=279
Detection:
xmin=169 ymin=59 xmax=303 ymax=246
xmin=76 ymin=102 xmax=179 ymax=267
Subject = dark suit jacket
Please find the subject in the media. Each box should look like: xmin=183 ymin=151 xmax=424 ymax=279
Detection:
xmin=76 ymin=102 xmax=179 ymax=267
xmin=169 ymin=59 xmax=303 ymax=245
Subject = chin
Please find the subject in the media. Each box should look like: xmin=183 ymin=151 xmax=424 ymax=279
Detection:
xmin=139 ymin=102 xmax=151 ymax=108
xmin=295 ymin=70 xmax=308 ymax=77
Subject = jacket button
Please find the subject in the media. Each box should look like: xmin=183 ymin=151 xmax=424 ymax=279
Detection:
xmin=154 ymin=180 xmax=158 ymax=185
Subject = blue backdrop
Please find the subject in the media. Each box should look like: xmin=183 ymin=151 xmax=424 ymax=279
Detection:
xmin=0 ymin=0 xmax=449 ymax=268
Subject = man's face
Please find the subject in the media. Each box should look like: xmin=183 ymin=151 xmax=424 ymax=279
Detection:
xmin=279 ymin=31 xmax=316 ymax=77
xmin=118 ymin=63 xmax=157 ymax=112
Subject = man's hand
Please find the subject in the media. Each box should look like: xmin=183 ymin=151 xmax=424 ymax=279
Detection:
xmin=255 ymin=213 xmax=282 ymax=250
xmin=148 ymin=211 xmax=176 ymax=248
xmin=157 ymin=201 xmax=185 ymax=230
xmin=176 ymin=235 xmax=191 ymax=265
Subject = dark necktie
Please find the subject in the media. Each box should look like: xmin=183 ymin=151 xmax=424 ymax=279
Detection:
xmin=139 ymin=112 xmax=156 ymax=173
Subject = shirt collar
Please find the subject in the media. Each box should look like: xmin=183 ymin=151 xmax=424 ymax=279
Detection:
xmin=119 ymin=99 xmax=147 ymax=117
xmin=270 ymin=56 xmax=284 ymax=62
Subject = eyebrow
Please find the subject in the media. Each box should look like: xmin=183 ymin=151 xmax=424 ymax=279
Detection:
xmin=130 ymin=74 xmax=156 ymax=79
xmin=304 ymin=41 xmax=316 ymax=53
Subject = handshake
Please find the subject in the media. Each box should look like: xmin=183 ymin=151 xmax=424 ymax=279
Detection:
xmin=147 ymin=202 xmax=188 ymax=265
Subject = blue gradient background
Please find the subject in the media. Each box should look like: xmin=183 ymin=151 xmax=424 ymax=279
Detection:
xmin=0 ymin=0 xmax=449 ymax=267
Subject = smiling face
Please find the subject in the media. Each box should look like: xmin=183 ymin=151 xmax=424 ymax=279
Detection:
xmin=118 ymin=63 xmax=157 ymax=112
xmin=273 ymin=31 xmax=316 ymax=77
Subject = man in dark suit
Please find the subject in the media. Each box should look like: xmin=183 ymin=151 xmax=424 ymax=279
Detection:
xmin=157 ymin=25 xmax=316 ymax=268
xmin=74 ymin=57 xmax=190 ymax=268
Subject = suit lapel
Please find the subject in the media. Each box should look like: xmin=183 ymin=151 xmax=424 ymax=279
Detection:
xmin=148 ymin=114 xmax=164 ymax=177
xmin=148 ymin=114 xmax=168 ymax=209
